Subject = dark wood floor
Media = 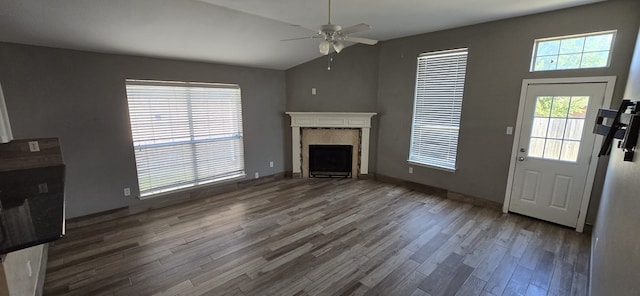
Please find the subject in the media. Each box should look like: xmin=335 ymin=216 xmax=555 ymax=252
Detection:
xmin=44 ymin=178 xmax=590 ymax=296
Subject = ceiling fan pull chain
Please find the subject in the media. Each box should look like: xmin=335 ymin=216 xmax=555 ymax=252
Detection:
xmin=327 ymin=53 xmax=333 ymax=70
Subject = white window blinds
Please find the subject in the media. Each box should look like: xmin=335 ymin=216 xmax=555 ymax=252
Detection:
xmin=409 ymin=48 xmax=468 ymax=171
xmin=125 ymin=80 xmax=245 ymax=197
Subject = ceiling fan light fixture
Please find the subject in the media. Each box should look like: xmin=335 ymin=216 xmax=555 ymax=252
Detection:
xmin=319 ymin=39 xmax=331 ymax=55
xmin=333 ymin=41 xmax=344 ymax=53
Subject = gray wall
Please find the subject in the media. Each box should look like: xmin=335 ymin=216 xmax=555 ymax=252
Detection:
xmin=0 ymin=43 xmax=287 ymax=218
xmin=286 ymin=44 xmax=380 ymax=172
xmin=590 ymin=24 xmax=640 ymax=295
xmin=376 ymin=0 xmax=639 ymax=206
xmin=286 ymin=0 xmax=640 ymax=223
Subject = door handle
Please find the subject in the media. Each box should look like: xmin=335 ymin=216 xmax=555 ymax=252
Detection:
xmin=518 ymin=157 xmax=525 ymax=161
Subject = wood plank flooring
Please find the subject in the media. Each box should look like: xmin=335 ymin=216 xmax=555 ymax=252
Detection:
xmin=44 ymin=178 xmax=590 ymax=296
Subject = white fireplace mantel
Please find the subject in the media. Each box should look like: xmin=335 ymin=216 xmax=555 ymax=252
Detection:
xmin=286 ymin=112 xmax=377 ymax=176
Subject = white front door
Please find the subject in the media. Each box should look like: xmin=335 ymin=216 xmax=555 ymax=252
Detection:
xmin=508 ymin=82 xmax=606 ymax=227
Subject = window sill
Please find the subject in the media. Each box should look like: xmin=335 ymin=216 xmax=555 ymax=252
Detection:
xmin=407 ymin=160 xmax=456 ymax=173
xmin=137 ymin=173 xmax=247 ymax=200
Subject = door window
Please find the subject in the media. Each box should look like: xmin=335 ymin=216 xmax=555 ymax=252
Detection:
xmin=528 ymin=95 xmax=589 ymax=162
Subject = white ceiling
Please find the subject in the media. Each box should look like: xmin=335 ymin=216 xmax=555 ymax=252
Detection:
xmin=0 ymin=0 xmax=602 ymax=70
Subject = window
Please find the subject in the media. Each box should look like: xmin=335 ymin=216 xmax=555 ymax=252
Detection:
xmin=528 ymin=95 xmax=589 ymax=162
xmin=409 ymin=48 xmax=468 ymax=171
xmin=125 ymin=80 xmax=245 ymax=197
xmin=0 ymin=83 xmax=13 ymax=143
xmin=531 ymin=30 xmax=616 ymax=72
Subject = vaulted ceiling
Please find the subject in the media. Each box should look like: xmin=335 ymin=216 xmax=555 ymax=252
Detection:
xmin=0 ymin=0 xmax=603 ymax=70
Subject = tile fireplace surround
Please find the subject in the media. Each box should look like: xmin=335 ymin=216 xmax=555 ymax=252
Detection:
xmin=286 ymin=112 xmax=377 ymax=178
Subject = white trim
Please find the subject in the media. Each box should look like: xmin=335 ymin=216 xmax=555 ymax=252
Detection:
xmin=291 ymin=126 xmax=302 ymax=175
xmin=361 ymin=127 xmax=372 ymax=174
xmin=137 ymin=173 xmax=246 ymax=200
xmin=286 ymin=112 xmax=376 ymax=128
xmin=503 ymin=81 xmax=531 ymax=215
xmin=419 ymin=47 xmax=468 ymax=57
xmin=0 ymin=83 xmax=13 ymax=143
xmin=407 ymin=160 xmax=456 ymax=173
xmin=126 ymin=79 xmax=239 ymax=89
xmin=534 ymin=30 xmax=617 ymax=42
xmin=503 ymin=76 xmax=616 ymax=232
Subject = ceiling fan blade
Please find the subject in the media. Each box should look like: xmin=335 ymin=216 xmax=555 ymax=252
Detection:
xmin=340 ymin=23 xmax=372 ymax=35
xmin=281 ymin=36 xmax=322 ymax=42
xmin=343 ymin=36 xmax=378 ymax=45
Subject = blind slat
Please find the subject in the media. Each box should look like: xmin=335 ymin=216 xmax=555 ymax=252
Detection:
xmin=409 ymin=49 xmax=468 ymax=171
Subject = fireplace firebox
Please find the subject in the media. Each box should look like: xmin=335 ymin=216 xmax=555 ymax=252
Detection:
xmin=309 ymin=145 xmax=353 ymax=178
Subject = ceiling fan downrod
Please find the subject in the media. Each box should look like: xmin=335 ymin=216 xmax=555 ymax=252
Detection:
xmin=328 ymin=0 xmax=332 ymax=24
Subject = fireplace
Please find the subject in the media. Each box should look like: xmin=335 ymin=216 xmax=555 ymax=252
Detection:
xmin=301 ymin=128 xmax=359 ymax=178
xmin=309 ymin=145 xmax=353 ymax=178
xmin=286 ymin=112 xmax=377 ymax=178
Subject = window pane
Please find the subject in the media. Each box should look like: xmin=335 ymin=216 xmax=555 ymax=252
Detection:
xmin=550 ymin=97 xmax=571 ymax=117
xmin=580 ymin=51 xmax=610 ymax=68
xmin=584 ymin=34 xmax=614 ymax=52
xmin=543 ymin=139 xmax=563 ymax=160
xmin=535 ymin=96 xmax=553 ymax=117
xmin=537 ymin=40 xmax=561 ymax=56
xmin=556 ymin=54 xmax=582 ymax=70
xmin=559 ymin=37 xmax=585 ymax=54
xmin=548 ymin=118 xmax=567 ymax=139
xmin=560 ymin=141 xmax=581 ymax=162
xmin=528 ymin=138 xmax=545 ymax=158
xmin=134 ymin=143 xmax=195 ymax=193
xmin=568 ymin=96 xmax=589 ymax=118
xmin=565 ymin=119 xmax=585 ymax=141
xmin=532 ymin=117 xmax=549 ymax=137
xmin=533 ymin=56 xmax=557 ymax=71
xmin=195 ymin=139 xmax=243 ymax=179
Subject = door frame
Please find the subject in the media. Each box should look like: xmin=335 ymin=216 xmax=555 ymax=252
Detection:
xmin=503 ymin=76 xmax=616 ymax=232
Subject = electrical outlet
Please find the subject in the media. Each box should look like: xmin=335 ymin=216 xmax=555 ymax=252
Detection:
xmin=311 ymin=88 xmax=317 ymax=95
xmin=124 ymin=187 xmax=131 ymax=197
xmin=28 ymin=141 xmax=40 ymax=152
xmin=254 ymin=172 xmax=259 ymax=179
xmin=409 ymin=167 xmax=413 ymax=174
xmin=269 ymin=161 xmax=274 ymax=168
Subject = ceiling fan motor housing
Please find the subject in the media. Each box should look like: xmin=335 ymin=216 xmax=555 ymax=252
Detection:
xmin=320 ymin=24 xmax=342 ymax=39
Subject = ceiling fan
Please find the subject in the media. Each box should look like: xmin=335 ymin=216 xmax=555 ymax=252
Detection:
xmin=283 ymin=0 xmax=378 ymax=55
